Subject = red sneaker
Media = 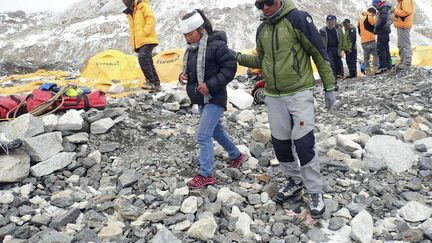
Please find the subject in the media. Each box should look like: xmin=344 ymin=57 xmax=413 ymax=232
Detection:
xmin=229 ymin=152 xmax=247 ymax=168
xmin=187 ymin=174 xmax=215 ymax=189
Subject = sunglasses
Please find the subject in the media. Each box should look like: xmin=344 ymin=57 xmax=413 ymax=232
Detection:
xmin=255 ymin=0 xmax=275 ymax=10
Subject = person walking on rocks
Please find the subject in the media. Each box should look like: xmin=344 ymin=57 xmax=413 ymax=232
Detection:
xmin=320 ymin=15 xmax=350 ymax=85
xmin=358 ymin=7 xmax=379 ymax=76
xmin=123 ymin=0 xmax=161 ymax=92
xmin=235 ymin=0 xmax=336 ymax=219
xmin=178 ymin=9 xmax=247 ymax=189
xmin=372 ymin=0 xmax=393 ymax=73
xmin=392 ymin=0 xmax=414 ymax=68
xmin=342 ymin=19 xmax=358 ymax=78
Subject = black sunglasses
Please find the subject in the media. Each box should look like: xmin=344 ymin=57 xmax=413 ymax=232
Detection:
xmin=255 ymin=0 xmax=275 ymax=10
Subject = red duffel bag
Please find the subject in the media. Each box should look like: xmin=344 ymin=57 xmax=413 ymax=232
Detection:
xmin=0 ymin=95 xmax=26 ymax=119
xmin=26 ymin=89 xmax=107 ymax=113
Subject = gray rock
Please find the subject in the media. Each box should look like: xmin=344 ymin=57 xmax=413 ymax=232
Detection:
xmin=328 ymin=217 xmax=345 ymax=231
xmin=49 ymin=208 xmax=81 ymax=229
xmin=247 ymin=194 xmax=261 ymax=205
xmin=5 ymin=114 xmax=44 ymax=140
xmin=30 ymin=152 xmax=76 ymax=177
xmin=56 ymin=110 xmax=84 ymax=131
xmin=307 ymin=228 xmax=330 ymax=242
xmin=31 ymin=214 xmax=51 ymax=226
xmin=27 ymin=228 xmax=73 ymax=243
xmin=0 ymin=150 xmax=30 ymax=183
xmin=402 ymin=229 xmax=424 ymax=242
xmin=90 ymin=118 xmax=115 ymax=134
xmin=99 ymin=143 xmax=119 ymax=153
xmin=117 ymin=169 xmax=139 ymax=189
xmin=350 ymin=210 xmax=373 ymax=243
xmin=419 ymin=157 xmax=432 ymax=170
xmin=64 ymin=132 xmax=89 ymax=144
xmin=365 ymin=135 xmax=415 ymax=173
xmin=22 ymin=132 xmax=63 ymax=162
xmin=151 ymin=227 xmax=181 ymax=243
xmin=272 ymin=222 xmax=285 ymax=237
xmin=187 ymin=217 xmax=217 ymax=241
xmin=72 ymin=229 xmax=101 ymax=243
xmin=399 ymin=201 xmax=432 ymax=222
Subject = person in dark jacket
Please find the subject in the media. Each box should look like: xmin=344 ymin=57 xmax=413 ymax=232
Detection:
xmin=372 ymin=0 xmax=393 ymax=72
xmin=236 ymin=0 xmax=337 ymax=219
xmin=342 ymin=19 xmax=358 ymax=78
xmin=320 ymin=15 xmax=350 ymax=86
xmin=179 ymin=9 xmax=247 ymax=190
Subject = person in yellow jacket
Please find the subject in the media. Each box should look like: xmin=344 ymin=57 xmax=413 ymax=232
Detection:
xmin=392 ymin=0 xmax=414 ymax=67
xmin=358 ymin=7 xmax=378 ymax=76
xmin=123 ymin=0 xmax=161 ymax=92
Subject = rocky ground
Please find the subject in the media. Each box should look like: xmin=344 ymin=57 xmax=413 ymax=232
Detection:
xmin=0 ymin=67 xmax=431 ymax=243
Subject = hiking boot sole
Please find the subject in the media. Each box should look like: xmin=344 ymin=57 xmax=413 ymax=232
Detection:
xmin=310 ymin=205 xmax=326 ymax=219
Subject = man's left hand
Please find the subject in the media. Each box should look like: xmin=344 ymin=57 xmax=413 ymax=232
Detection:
xmin=325 ymin=91 xmax=336 ymax=109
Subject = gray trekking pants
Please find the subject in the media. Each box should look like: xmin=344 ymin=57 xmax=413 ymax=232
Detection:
xmin=266 ymin=90 xmax=323 ymax=193
xmin=361 ymin=41 xmax=378 ymax=70
xmin=397 ymin=28 xmax=413 ymax=66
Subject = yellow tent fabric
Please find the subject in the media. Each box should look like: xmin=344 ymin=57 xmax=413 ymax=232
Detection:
xmin=412 ymin=46 xmax=432 ymax=67
xmin=80 ymin=49 xmax=145 ymax=84
xmin=390 ymin=45 xmax=432 ymax=67
xmin=153 ymin=48 xmax=184 ymax=84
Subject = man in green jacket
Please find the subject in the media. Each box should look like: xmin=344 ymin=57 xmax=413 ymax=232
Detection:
xmin=236 ymin=0 xmax=336 ymax=219
xmin=320 ymin=15 xmax=351 ymax=81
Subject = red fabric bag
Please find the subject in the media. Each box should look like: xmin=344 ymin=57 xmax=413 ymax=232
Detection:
xmin=0 ymin=95 xmax=26 ymax=119
xmin=26 ymin=89 xmax=107 ymax=113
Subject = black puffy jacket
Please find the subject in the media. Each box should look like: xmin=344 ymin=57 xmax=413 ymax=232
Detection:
xmin=184 ymin=31 xmax=237 ymax=109
xmin=375 ymin=4 xmax=392 ymax=34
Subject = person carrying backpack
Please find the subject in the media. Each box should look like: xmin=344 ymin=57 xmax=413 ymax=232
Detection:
xmin=234 ymin=0 xmax=336 ymax=219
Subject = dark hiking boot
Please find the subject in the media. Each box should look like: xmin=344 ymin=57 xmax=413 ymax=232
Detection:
xmin=274 ymin=178 xmax=304 ymax=204
xmin=187 ymin=174 xmax=215 ymax=189
xmin=309 ymin=193 xmax=326 ymax=219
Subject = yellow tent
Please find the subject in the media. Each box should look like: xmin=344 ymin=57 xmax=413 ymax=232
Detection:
xmin=412 ymin=45 xmax=432 ymax=67
xmin=153 ymin=48 xmax=184 ymax=84
xmin=80 ymin=49 xmax=144 ymax=85
xmin=390 ymin=45 xmax=432 ymax=67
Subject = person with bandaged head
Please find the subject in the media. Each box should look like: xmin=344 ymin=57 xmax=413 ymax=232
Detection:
xmin=178 ymin=9 xmax=248 ymax=190
xmin=122 ymin=0 xmax=161 ymax=92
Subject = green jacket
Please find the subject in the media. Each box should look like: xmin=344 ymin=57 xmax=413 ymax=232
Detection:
xmin=237 ymin=0 xmax=335 ymax=96
xmin=319 ymin=24 xmax=351 ymax=53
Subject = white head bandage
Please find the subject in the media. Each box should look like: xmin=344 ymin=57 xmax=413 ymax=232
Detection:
xmin=180 ymin=11 xmax=204 ymax=34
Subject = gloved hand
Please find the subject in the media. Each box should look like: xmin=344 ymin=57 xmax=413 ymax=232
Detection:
xmin=324 ymin=91 xmax=336 ymax=109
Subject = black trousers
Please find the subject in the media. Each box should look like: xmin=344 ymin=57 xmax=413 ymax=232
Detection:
xmin=138 ymin=44 xmax=160 ymax=86
xmin=327 ymin=48 xmax=341 ymax=78
xmin=345 ymin=49 xmax=357 ymax=76
xmin=377 ymin=34 xmax=392 ymax=70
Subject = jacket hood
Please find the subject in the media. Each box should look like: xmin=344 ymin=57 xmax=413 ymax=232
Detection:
xmin=208 ymin=31 xmax=228 ymax=44
xmin=261 ymin=0 xmax=297 ymax=24
xmin=362 ymin=11 xmax=373 ymax=16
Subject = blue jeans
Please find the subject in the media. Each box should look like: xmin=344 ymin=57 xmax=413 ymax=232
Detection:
xmin=198 ymin=104 xmax=240 ymax=177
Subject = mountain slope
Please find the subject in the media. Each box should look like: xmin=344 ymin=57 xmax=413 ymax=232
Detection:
xmin=0 ymin=0 xmax=431 ymax=75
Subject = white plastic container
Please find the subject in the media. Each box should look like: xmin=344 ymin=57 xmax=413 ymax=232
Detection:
xmin=227 ymin=86 xmax=254 ymax=110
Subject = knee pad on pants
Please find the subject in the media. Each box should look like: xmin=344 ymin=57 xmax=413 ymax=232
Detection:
xmin=293 ymin=130 xmax=316 ymax=166
xmin=272 ymin=136 xmax=294 ymax=162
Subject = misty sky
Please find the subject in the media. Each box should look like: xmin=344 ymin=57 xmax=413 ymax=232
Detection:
xmin=0 ymin=0 xmax=81 ymax=13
